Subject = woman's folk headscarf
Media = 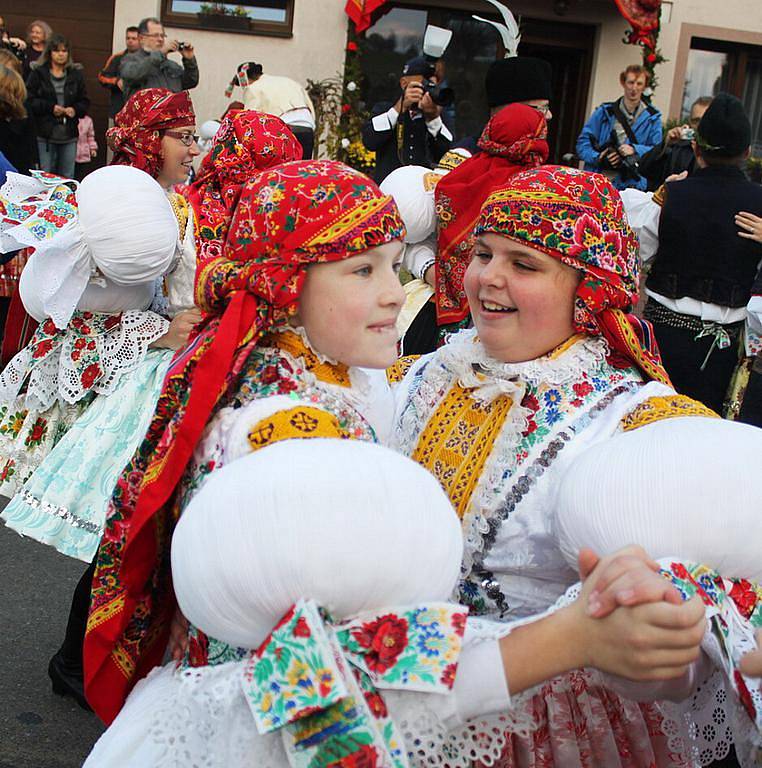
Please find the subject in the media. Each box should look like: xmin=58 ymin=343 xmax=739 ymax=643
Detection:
xmin=183 ymin=109 xmax=303 ymax=264
xmin=475 ymin=165 xmax=671 ymax=384
xmin=435 ymin=103 xmax=548 ymax=325
xmin=107 ymin=88 xmax=196 ymax=178
xmin=84 ymin=160 xmax=405 ymax=723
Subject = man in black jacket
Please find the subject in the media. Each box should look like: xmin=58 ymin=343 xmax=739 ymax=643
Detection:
xmin=361 ymin=57 xmax=452 ymax=184
xmin=643 ymin=93 xmax=762 ymax=413
xmin=98 ymin=26 xmax=140 ymax=119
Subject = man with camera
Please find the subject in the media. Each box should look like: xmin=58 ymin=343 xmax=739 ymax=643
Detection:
xmin=576 ymin=64 xmax=662 ymax=191
xmin=119 ymin=17 xmax=198 ymax=101
xmin=362 ymin=56 xmax=453 ymax=184
xmin=639 ymin=97 xmax=712 ymax=190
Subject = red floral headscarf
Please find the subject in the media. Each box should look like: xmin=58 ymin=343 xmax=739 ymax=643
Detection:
xmin=85 ymin=160 xmax=405 ymax=724
xmin=435 ymin=103 xmax=548 ymax=325
xmin=183 ymin=109 xmax=303 ymax=264
xmin=475 ymin=165 xmax=671 ymax=384
xmin=107 ymin=89 xmax=196 ymax=178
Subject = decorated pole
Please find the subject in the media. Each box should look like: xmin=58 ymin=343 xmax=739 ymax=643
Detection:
xmin=612 ymin=0 xmax=665 ymax=89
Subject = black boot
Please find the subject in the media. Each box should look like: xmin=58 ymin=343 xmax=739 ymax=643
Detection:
xmin=48 ymin=560 xmax=95 ymax=711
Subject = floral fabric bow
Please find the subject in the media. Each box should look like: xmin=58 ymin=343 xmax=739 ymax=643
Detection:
xmin=242 ymin=599 xmax=468 ymax=768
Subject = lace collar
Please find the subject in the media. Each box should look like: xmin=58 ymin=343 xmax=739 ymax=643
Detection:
xmin=269 ymin=327 xmax=353 ymax=389
xmin=436 ymin=329 xmax=610 ymax=402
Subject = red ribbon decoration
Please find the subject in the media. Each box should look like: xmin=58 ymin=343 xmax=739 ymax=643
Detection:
xmin=344 ymin=0 xmax=391 ymax=33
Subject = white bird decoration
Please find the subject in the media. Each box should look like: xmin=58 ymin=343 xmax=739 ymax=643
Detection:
xmin=472 ymin=0 xmax=521 ymax=58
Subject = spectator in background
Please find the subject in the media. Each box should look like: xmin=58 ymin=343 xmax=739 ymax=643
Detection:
xmin=640 ymin=96 xmax=712 ymax=190
xmin=0 ymin=47 xmax=23 ymax=74
xmin=0 ymin=63 xmax=37 ymax=174
xmin=576 ymin=64 xmax=662 ymax=191
xmin=228 ymin=61 xmax=315 ymax=159
xmin=23 ymin=19 xmax=51 ymax=80
xmin=0 ymin=15 xmax=26 ymax=70
xmin=362 ymin=56 xmax=452 ymax=183
xmin=120 ymin=17 xmax=198 ymax=100
xmin=25 ymin=33 xmax=89 ymax=178
xmin=75 ymin=111 xmax=97 ymax=180
xmin=99 ymin=26 xmax=140 ymax=119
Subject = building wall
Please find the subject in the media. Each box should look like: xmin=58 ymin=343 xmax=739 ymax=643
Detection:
xmin=112 ymin=0 xmax=348 ymax=125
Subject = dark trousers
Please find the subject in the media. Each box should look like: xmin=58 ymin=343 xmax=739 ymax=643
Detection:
xmin=289 ymin=126 xmax=314 ymax=160
xmin=646 ymin=301 xmax=741 ymax=414
xmin=55 ymin=559 xmax=96 ymax=673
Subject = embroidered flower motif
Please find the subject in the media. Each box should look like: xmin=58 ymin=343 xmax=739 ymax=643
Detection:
xmin=32 ymin=339 xmax=54 ymax=359
xmin=293 ymin=616 xmax=311 ymax=638
xmin=569 ymin=213 xmax=622 ymax=273
xmin=80 ymin=363 xmax=102 ymax=389
xmin=333 ymin=744 xmax=378 ymax=768
xmin=363 ymin=688 xmax=388 ymax=719
xmin=351 ymin=614 xmax=409 ymax=674
xmin=729 ymin=579 xmax=759 ymax=620
xmin=440 ymin=662 xmax=457 ymax=688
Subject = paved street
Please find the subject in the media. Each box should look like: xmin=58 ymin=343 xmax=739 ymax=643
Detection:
xmin=0 ymin=519 xmax=104 ymax=768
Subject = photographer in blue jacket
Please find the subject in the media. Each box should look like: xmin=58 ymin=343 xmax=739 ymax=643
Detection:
xmin=576 ymin=64 xmax=662 ymax=191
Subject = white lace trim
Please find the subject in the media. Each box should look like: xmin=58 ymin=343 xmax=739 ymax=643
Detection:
xmin=0 ymin=310 xmax=169 ymax=410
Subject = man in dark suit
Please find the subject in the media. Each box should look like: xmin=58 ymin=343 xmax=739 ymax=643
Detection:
xmin=361 ymin=57 xmax=452 ymax=184
xmin=644 ymin=93 xmax=762 ymax=413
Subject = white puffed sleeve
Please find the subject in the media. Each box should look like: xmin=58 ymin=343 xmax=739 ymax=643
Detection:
xmin=620 ymin=188 xmax=661 ymax=264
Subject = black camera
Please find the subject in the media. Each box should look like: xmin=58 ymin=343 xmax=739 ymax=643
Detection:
xmin=422 ymin=78 xmax=454 ymax=108
xmin=177 ymin=41 xmax=191 ymax=51
xmin=595 ymin=129 xmax=641 ymax=183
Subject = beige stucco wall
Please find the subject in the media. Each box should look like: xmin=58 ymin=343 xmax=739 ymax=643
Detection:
xmin=112 ymin=0 xmax=762 ymax=130
xmin=112 ymin=0 xmax=348 ymax=126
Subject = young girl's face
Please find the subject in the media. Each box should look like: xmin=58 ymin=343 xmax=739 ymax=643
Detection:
xmin=465 ymin=232 xmax=579 ymax=363
xmin=295 ymin=241 xmax=405 ymax=369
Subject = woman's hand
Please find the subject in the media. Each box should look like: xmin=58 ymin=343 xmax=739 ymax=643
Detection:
xmin=579 ymin=546 xmax=682 ymax=619
xmin=736 ymin=212 xmax=762 ymax=244
xmin=168 ymin=608 xmax=190 ymax=664
xmin=151 ymin=308 xmax=202 ymax=350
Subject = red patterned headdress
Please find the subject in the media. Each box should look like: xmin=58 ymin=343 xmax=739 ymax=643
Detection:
xmin=85 ymin=160 xmax=405 ymax=723
xmin=107 ymin=89 xmax=196 ymax=178
xmin=183 ymin=109 xmax=303 ymax=264
xmin=435 ymin=103 xmax=548 ymax=325
xmin=475 ymin=165 xmax=671 ymax=384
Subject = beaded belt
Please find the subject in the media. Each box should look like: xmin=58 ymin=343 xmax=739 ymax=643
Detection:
xmin=644 ymin=299 xmax=742 ymax=370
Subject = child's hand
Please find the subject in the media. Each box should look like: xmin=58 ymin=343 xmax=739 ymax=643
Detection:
xmin=579 ymin=546 xmax=682 ymax=619
xmin=740 ymin=631 xmax=762 ymax=678
xmin=152 ymin=308 xmax=202 ymax=350
xmin=569 ymin=558 xmax=706 ymax=681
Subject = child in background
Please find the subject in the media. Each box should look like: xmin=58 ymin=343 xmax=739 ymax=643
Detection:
xmin=75 ymin=113 xmax=97 ymax=180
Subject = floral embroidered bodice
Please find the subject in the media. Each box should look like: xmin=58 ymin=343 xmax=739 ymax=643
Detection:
xmin=179 ymin=329 xmax=381 ymax=667
xmin=392 ymin=329 xmax=670 ymax=620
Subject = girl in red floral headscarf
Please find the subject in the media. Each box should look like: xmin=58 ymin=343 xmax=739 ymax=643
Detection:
xmin=84 ymin=160 xmax=407 ymax=726
xmin=390 ymin=165 xmax=762 ymax=766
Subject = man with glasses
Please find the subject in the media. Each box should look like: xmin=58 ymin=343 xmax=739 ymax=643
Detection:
xmin=120 ymin=17 xmax=199 ymax=100
xmin=640 ymin=96 xmax=713 ymax=190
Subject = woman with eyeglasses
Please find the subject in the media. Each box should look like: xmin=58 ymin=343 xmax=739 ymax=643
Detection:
xmin=0 ymin=89 xmax=203 ymax=709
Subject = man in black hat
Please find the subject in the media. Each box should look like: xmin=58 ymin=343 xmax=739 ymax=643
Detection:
xmin=361 ymin=56 xmax=453 ymax=183
xmin=643 ymin=92 xmax=762 ymax=414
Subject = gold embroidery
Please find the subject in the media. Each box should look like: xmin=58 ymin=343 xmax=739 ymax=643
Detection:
xmin=86 ymin=594 xmax=125 ymax=633
xmin=303 ymin=196 xmax=390 ymax=248
xmin=167 ymin=192 xmax=190 ymax=242
xmin=549 ymin=334 xmax=586 ymax=360
xmin=247 ymin=406 xmax=349 ymax=451
xmin=620 ymin=394 xmax=718 ymax=432
xmin=386 ymin=355 xmax=420 ymax=384
xmin=412 ymin=384 xmax=513 ymax=519
xmin=275 ymin=330 xmax=352 ymax=387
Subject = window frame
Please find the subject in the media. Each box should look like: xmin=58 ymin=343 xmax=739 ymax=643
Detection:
xmin=160 ymin=0 xmax=294 ymax=38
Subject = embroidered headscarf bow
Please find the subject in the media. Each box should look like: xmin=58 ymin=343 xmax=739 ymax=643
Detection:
xmin=475 ymin=165 xmax=671 ymax=384
xmin=107 ymin=89 xmax=196 ymax=178
xmin=183 ymin=109 xmax=303 ymax=265
xmin=85 ymin=160 xmax=405 ymax=723
xmin=435 ymin=103 xmax=548 ymax=325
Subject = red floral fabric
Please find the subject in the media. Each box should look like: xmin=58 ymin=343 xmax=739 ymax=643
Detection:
xmin=435 ymin=104 xmax=548 ymax=324
xmin=476 ymin=165 xmax=671 ymax=384
xmin=182 ymin=109 xmax=302 ymax=265
xmin=107 ymin=89 xmax=196 ymax=178
xmin=84 ymin=160 xmax=405 ymax=723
